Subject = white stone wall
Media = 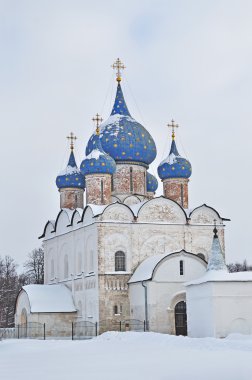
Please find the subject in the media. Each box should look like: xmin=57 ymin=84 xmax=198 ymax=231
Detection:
xmin=186 ymin=281 xmax=252 ymax=338
xmin=43 ymin=221 xmax=99 ymax=323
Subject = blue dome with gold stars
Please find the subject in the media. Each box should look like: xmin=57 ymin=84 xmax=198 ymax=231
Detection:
xmin=85 ymin=83 xmax=157 ymax=167
xmin=56 ymin=151 xmax=85 ymax=189
xmin=146 ymin=172 xmax=158 ymax=192
xmin=158 ymin=138 xmax=192 ymax=180
xmin=81 ymin=133 xmax=116 ymax=175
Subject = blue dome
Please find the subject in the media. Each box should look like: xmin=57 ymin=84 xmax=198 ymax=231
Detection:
xmin=85 ymin=83 xmax=157 ymax=167
xmin=158 ymin=139 xmax=192 ymax=180
xmin=80 ymin=134 xmax=116 ymax=175
xmin=56 ymin=151 xmax=85 ymax=189
xmin=146 ymin=172 xmax=158 ymax=192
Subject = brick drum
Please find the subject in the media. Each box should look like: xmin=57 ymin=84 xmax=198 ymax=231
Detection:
xmin=85 ymin=174 xmax=112 ymax=205
xmin=112 ymin=163 xmax=147 ymax=197
xmin=163 ymin=178 xmax=189 ymax=208
xmin=59 ymin=188 xmax=84 ymax=209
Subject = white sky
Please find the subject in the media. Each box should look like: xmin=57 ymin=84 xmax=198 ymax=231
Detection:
xmin=0 ymin=0 xmax=252 ymax=267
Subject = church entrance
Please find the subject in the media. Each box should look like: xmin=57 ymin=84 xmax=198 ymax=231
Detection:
xmin=175 ymin=301 xmax=187 ymax=336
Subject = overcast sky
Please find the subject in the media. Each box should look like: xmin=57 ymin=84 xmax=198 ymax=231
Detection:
xmin=0 ymin=0 xmax=252 ymax=268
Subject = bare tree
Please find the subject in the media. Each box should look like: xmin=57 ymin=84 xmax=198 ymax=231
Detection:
xmin=24 ymin=248 xmax=44 ymax=284
xmin=0 ymin=255 xmax=19 ymax=327
xmin=227 ymin=259 xmax=252 ymax=273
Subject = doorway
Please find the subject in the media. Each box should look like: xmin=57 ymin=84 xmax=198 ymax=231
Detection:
xmin=175 ymin=301 xmax=187 ymax=336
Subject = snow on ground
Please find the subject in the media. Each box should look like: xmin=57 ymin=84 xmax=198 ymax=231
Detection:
xmin=1 ymin=332 xmax=252 ymax=380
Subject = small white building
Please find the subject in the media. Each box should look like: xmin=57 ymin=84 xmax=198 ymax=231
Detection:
xmin=186 ymin=229 xmax=252 ymax=338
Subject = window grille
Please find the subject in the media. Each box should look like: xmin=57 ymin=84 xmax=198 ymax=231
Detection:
xmin=115 ymin=251 xmax=126 ymax=271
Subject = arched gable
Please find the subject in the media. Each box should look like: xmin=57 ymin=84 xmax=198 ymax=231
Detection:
xmin=82 ymin=206 xmax=95 ymax=224
xmin=137 ymin=196 xmax=187 ymax=223
xmin=54 ymin=210 xmax=71 ymax=235
xmin=40 ymin=220 xmax=55 ymax=239
xmin=71 ymin=209 xmax=81 ymax=227
xmin=101 ymin=202 xmax=134 ymax=222
xmin=190 ymin=204 xmax=223 ymax=225
xmin=153 ymin=251 xmax=207 ymax=282
xmin=123 ymin=195 xmax=141 ymax=206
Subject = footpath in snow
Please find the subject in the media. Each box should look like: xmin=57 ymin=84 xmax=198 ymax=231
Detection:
xmin=1 ymin=332 xmax=252 ymax=380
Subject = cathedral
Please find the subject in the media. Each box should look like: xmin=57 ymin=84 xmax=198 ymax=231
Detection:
xmin=17 ymin=59 xmax=252 ymax=338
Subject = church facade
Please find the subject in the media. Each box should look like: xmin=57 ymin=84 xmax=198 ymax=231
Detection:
xmin=15 ymin=60 xmax=230 ymax=335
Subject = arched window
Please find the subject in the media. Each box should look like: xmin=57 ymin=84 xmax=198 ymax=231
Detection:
xmin=114 ymin=305 xmax=118 ymax=315
xmin=197 ymin=253 xmax=205 ymax=261
xmin=115 ymin=251 xmax=126 ymax=271
xmin=64 ymin=254 xmax=69 ymax=278
xmin=130 ymin=167 xmax=133 ymax=192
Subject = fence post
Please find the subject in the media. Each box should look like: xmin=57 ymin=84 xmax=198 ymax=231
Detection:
xmin=144 ymin=320 xmax=146 ymax=332
xmin=43 ymin=323 xmax=46 ymax=340
xmin=95 ymin=322 xmax=98 ymax=336
xmin=17 ymin=324 xmax=20 ymax=339
xmin=71 ymin=322 xmax=74 ymax=340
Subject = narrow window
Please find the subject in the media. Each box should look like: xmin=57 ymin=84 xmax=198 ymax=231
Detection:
xmin=101 ymin=179 xmax=104 ymax=204
xmin=180 ymin=260 xmax=184 ymax=276
xmin=111 ymin=175 xmax=114 ymax=192
xmin=115 ymin=251 xmax=126 ymax=271
xmin=180 ymin=184 xmax=184 ymax=208
xmin=114 ymin=305 xmax=118 ymax=315
xmin=130 ymin=167 xmax=133 ymax=192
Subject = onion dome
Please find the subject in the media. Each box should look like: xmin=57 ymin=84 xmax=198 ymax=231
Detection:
xmin=146 ymin=172 xmax=158 ymax=193
xmin=56 ymin=150 xmax=85 ymax=189
xmin=85 ymin=59 xmax=157 ymax=167
xmin=158 ymin=121 xmax=192 ymax=180
xmin=80 ymin=115 xmax=116 ymax=176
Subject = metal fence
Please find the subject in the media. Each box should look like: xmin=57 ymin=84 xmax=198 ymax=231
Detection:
xmin=0 ymin=319 xmax=147 ymax=340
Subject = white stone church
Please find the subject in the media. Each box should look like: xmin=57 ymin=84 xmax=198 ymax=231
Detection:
xmin=15 ymin=60 xmax=252 ymax=338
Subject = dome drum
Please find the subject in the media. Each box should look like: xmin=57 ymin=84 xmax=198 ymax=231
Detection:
xmin=112 ymin=163 xmax=147 ymax=197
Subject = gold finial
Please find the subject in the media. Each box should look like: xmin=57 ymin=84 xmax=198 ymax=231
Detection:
xmin=167 ymin=119 xmax=179 ymax=140
xmin=67 ymin=132 xmax=77 ymax=151
xmin=92 ymin=113 xmax=103 ymax=135
xmin=112 ymin=58 xmax=126 ymax=82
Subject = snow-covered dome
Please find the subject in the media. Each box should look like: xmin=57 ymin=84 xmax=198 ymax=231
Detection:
xmin=85 ymin=82 xmax=157 ymax=167
xmin=56 ymin=151 xmax=85 ymax=189
xmin=80 ymin=133 xmax=116 ymax=176
xmin=158 ymin=136 xmax=192 ymax=180
xmin=146 ymin=172 xmax=158 ymax=192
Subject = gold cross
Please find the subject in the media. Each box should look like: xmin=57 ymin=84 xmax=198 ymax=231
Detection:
xmin=67 ymin=132 xmax=77 ymax=151
xmin=112 ymin=58 xmax=126 ymax=82
xmin=92 ymin=113 xmax=103 ymax=135
xmin=167 ymin=119 xmax=179 ymax=140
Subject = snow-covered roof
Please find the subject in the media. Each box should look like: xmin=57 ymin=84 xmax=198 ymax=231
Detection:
xmin=128 ymin=254 xmax=167 ymax=283
xmin=185 ymin=270 xmax=252 ymax=286
xmin=22 ymin=284 xmax=77 ymax=313
xmin=87 ymin=203 xmax=108 ymax=216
